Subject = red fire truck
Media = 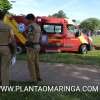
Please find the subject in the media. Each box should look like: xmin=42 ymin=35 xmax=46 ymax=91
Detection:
xmin=4 ymin=15 xmax=93 ymax=54
xmin=36 ymin=16 xmax=93 ymax=54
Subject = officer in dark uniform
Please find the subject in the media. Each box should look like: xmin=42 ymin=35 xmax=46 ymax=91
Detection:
xmin=0 ymin=10 xmax=16 ymax=85
xmin=25 ymin=14 xmax=41 ymax=81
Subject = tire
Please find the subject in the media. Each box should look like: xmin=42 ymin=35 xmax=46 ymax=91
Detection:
xmin=79 ymin=44 xmax=88 ymax=54
xmin=16 ymin=46 xmax=23 ymax=54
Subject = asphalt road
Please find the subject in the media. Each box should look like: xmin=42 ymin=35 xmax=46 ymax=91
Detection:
xmin=10 ymin=61 xmax=100 ymax=89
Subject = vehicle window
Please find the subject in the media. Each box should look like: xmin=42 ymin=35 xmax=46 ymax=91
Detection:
xmin=43 ymin=24 xmax=62 ymax=34
xmin=43 ymin=25 xmax=54 ymax=33
xmin=55 ymin=26 xmax=62 ymax=33
xmin=67 ymin=24 xmax=77 ymax=33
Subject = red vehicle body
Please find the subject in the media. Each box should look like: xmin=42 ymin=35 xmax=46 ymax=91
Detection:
xmin=4 ymin=15 xmax=93 ymax=54
xmin=36 ymin=16 xmax=93 ymax=53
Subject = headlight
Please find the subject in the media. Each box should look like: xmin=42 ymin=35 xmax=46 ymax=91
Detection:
xmin=56 ymin=43 xmax=62 ymax=46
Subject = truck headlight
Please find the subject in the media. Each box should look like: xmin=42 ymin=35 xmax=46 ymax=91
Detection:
xmin=56 ymin=43 xmax=62 ymax=46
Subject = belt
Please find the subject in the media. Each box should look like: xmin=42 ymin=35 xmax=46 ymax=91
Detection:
xmin=32 ymin=43 xmax=40 ymax=45
xmin=0 ymin=45 xmax=8 ymax=46
xmin=25 ymin=41 xmax=40 ymax=45
xmin=25 ymin=41 xmax=40 ymax=48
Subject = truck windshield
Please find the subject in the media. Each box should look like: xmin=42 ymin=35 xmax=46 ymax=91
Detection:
xmin=43 ymin=24 xmax=62 ymax=34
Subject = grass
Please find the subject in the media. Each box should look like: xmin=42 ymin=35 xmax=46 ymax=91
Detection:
xmin=16 ymin=35 xmax=100 ymax=66
xmin=17 ymin=35 xmax=100 ymax=66
xmin=17 ymin=50 xmax=100 ymax=66
xmin=0 ymin=92 xmax=100 ymax=100
xmin=92 ymin=35 xmax=100 ymax=45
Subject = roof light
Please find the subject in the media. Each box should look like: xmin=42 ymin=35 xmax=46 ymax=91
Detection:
xmin=37 ymin=18 xmax=42 ymax=22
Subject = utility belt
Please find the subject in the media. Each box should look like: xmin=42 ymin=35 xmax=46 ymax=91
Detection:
xmin=25 ymin=41 xmax=40 ymax=48
xmin=0 ymin=44 xmax=8 ymax=46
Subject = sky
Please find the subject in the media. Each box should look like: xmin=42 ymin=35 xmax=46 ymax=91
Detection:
xmin=9 ymin=0 xmax=100 ymax=21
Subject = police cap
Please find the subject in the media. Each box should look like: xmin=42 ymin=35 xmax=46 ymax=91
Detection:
xmin=25 ymin=14 xmax=35 ymax=20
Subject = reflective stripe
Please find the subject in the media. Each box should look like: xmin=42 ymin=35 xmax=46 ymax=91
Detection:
xmin=78 ymin=34 xmax=88 ymax=44
xmin=4 ymin=15 xmax=27 ymax=44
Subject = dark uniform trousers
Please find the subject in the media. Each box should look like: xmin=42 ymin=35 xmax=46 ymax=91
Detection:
xmin=0 ymin=47 xmax=11 ymax=85
xmin=26 ymin=47 xmax=40 ymax=81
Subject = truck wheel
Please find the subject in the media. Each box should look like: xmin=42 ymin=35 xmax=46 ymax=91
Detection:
xmin=16 ymin=46 xmax=23 ymax=54
xmin=79 ymin=44 xmax=88 ymax=54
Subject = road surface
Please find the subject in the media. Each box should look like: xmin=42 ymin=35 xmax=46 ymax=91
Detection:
xmin=10 ymin=61 xmax=100 ymax=90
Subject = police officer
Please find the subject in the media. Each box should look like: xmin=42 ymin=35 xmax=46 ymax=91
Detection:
xmin=0 ymin=10 xmax=16 ymax=85
xmin=25 ymin=14 xmax=41 ymax=81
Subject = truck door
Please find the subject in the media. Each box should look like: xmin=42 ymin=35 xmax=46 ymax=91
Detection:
xmin=64 ymin=25 xmax=81 ymax=51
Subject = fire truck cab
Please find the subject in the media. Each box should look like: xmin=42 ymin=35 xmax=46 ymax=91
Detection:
xmin=36 ymin=16 xmax=93 ymax=54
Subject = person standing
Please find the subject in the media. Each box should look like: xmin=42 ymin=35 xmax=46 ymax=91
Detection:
xmin=0 ymin=11 xmax=16 ymax=85
xmin=25 ymin=14 xmax=41 ymax=81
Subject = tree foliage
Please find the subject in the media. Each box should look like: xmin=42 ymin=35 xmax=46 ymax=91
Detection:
xmin=80 ymin=18 xmax=100 ymax=32
xmin=0 ymin=0 xmax=12 ymax=12
xmin=49 ymin=10 xmax=67 ymax=18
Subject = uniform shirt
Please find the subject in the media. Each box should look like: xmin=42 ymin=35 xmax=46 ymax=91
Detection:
xmin=27 ymin=23 xmax=41 ymax=50
xmin=0 ymin=20 xmax=11 ymax=45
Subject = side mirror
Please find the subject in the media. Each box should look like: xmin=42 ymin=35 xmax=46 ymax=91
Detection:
xmin=75 ymin=30 xmax=81 ymax=37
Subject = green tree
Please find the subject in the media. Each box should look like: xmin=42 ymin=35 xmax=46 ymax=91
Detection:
xmin=80 ymin=18 xmax=100 ymax=32
xmin=0 ymin=0 xmax=12 ymax=12
xmin=49 ymin=10 xmax=67 ymax=18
